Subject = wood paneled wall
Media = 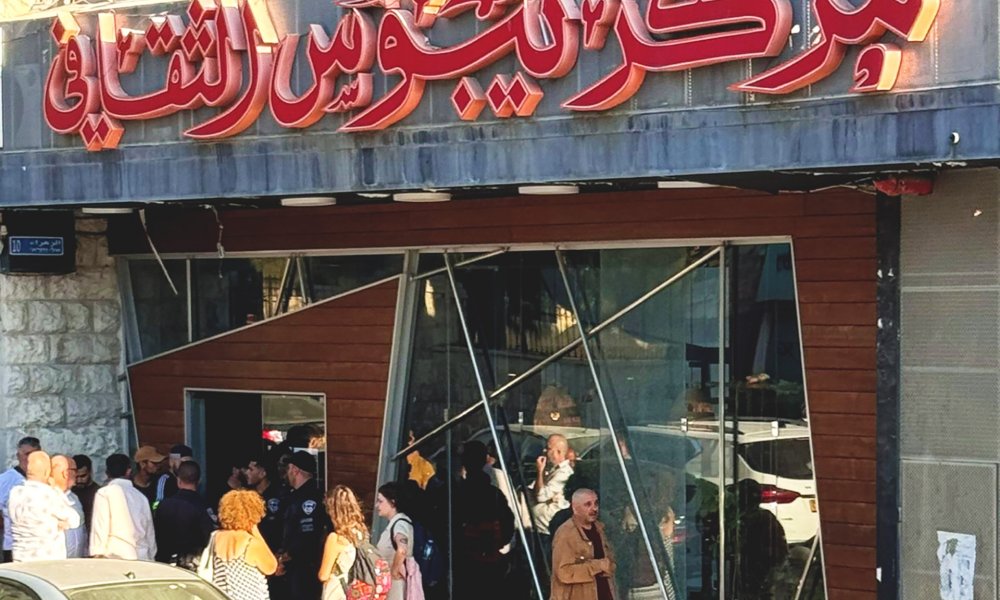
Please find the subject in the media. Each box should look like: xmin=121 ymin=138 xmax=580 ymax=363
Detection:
xmin=128 ymin=281 xmax=399 ymax=506
xmin=117 ymin=188 xmax=877 ymax=599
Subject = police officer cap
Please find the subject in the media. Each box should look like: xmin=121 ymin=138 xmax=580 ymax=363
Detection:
xmin=288 ymin=450 xmax=317 ymax=474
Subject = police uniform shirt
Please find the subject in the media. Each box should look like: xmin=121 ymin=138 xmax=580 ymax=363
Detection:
xmin=258 ymin=482 xmax=286 ymax=553
xmin=281 ymin=480 xmax=330 ymax=569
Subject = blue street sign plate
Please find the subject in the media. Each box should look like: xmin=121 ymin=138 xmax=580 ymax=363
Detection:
xmin=8 ymin=236 xmax=64 ymax=256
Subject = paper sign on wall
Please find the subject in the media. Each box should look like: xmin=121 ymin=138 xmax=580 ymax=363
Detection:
xmin=937 ymin=531 xmax=975 ymax=600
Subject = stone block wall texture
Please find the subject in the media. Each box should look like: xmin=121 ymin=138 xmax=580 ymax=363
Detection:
xmin=0 ymin=216 xmax=125 ymax=474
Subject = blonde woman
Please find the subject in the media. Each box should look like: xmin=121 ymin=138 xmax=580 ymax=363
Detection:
xmin=318 ymin=485 xmax=369 ymax=600
xmin=210 ymin=490 xmax=278 ymax=600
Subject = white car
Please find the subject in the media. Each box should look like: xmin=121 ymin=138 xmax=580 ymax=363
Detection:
xmin=448 ymin=419 xmax=818 ymax=544
xmin=0 ymin=559 xmax=229 ymax=600
xmin=630 ymin=418 xmax=819 ymax=545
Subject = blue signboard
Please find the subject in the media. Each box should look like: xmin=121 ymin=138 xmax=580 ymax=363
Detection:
xmin=8 ymin=236 xmax=64 ymax=256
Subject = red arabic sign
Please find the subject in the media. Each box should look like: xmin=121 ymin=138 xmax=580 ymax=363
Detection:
xmin=43 ymin=0 xmax=940 ymax=151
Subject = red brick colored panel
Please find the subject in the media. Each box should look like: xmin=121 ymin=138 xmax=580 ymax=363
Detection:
xmin=129 ymin=281 xmax=399 ymax=503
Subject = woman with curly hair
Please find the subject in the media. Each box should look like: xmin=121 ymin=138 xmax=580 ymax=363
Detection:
xmin=210 ymin=489 xmax=278 ymax=600
xmin=318 ymin=485 xmax=370 ymax=600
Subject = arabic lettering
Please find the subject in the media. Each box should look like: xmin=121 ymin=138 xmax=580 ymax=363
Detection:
xmin=40 ymin=0 xmax=941 ymax=151
xmin=731 ymin=0 xmax=940 ymax=94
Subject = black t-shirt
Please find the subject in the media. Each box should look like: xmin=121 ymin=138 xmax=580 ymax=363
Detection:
xmin=583 ymin=525 xmax=614 ymax=600
xmin=153 ymin=489 xmax=217 ymax=563
xmin=133 ymin=477 xmax=158 ymax=508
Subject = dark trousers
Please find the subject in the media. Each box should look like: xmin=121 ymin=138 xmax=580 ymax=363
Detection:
xmin=454 ymin=557 xmax=510 ymax=600
xmin=2 ymin=550 xmax=11 ymax=563
xmin=288 ymin=563 xmax=322 ymax=600
xmin=267 ymin=574 xmax=291 ymax=600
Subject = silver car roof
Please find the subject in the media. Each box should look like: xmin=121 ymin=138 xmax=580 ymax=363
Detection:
xmin=0 ymin=559 xmax=202 ymax=590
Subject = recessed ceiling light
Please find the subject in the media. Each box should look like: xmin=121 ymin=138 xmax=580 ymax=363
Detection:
xmin=358 ymin=193 xmax=391 ymax=199
xmin=393 ymin=192 xmax=452 ymax=203
xmin=657 ymin=181 xmax=716 ymax=189
xmin=518 ymin=185 xmax=580 ymax=195
xmin=80 ymin=207 xmax=135 ymax=214
xmin=280 ymin=196 xmax=336 ymax=207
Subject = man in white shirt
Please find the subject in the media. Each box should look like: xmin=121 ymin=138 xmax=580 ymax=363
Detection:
xmin=8 ymin=451 xmax=80 ymax=562
xmin=90 ymin=454 xmax=157 ymax=561
xmin=51 ymin=455 xmax=87 ymax=558
xmin=0 ymin=436 xmax=41 ymax=562
xmin=531 ymin=434 xmax=574 ymax=536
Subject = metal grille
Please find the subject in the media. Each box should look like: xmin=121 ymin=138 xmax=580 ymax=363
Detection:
xmin=901 ymin=169 xmax=1000 ymax=288
xmin=901 ymin=370 xmax=1000 ymax=460
xmin=902 ymin=290 xmax=999 ymax=370
xmin=901 ymin=169 xmax=1000 ymax=600
xmin=901 ymin=460 xmax=997 ymax=600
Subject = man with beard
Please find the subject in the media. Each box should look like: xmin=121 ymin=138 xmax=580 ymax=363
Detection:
xmin=279 ymin=451 xmax=329 ymax=600
xmin=551 ymin=489 xmax=615 ymax=600
xmin=245 ymin=456 xmax=288 ymax=600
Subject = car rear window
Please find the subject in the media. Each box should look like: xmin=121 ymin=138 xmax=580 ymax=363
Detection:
xmin=738 ymin=438 xmax=813 ymax=479
xmin=66 ymin=581 xmax=230 ymax=600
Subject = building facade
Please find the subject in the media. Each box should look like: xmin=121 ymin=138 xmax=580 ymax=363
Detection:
xmin=0 ymin=0 xmax=997 ymax=598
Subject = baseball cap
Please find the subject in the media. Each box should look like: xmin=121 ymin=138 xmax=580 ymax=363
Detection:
xmin=169 ymin=444 xmax=193 ymax=457
xmin=134 ymin=445 xmax=167 ymax=463
xmin=288 ymin=450 xmax=317 ymax=475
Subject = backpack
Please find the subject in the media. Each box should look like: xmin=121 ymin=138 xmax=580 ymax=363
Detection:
xmin=343 ymin=540 xmax=392 ymax=600
xmin=391 ymin=517 xmax=446 ymax=591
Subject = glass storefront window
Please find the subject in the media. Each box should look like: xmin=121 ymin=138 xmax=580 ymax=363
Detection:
xmin=302 ymin=254 xmax=404 ymax=302
xmin=450 ymin=251 xmax=582 ymax=394
xmin=393 ymin=244 xmax=826 ymax=600
xmin=128 ymin=259 xmax=188 ymax=357
xmin=566 ymin=247 xmax=721 ymax=599
xmin=125 ymin=254 xmax=405 ymax=357
xmin=192 ymin=258 xmax=286 ymax=339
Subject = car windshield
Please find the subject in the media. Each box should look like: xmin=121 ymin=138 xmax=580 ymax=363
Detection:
xmin=65 ymin=581 xmax=230 ymax=600
xmin=738 ymin=438 xmax=814 ymax=479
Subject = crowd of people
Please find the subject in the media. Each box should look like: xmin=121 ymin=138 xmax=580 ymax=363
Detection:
xmin=0 ymin=436 xmax=636 ymax=600
xmin=0 ymin=430 xmax=788 ymax=600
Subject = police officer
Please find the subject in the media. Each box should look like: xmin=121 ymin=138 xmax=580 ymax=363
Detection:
xmin=244 ymin=456 xmax=288 ymax=599
xmin=280 ymin=451 xmax=330 ymax=600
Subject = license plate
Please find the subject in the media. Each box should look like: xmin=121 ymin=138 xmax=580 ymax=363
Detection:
xmin=809 ymin=499 xmax=818 ymax=513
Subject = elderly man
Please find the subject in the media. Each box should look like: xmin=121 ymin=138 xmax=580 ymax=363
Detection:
xmin=532 ymin=433 xmax=574 ymax=536
xmin=551 ymin=488 xmax=615 ymax=600
xmin=52 ymin=455 xmax=87 ymax=558
xmin=8 ymin=451 xmax=81 ymax=562
xmin=0 ymin=437 xmax=41 ymax=562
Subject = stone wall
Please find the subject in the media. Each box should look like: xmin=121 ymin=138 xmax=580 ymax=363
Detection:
xmin=0 ymin=216 xmax=125 ymax=474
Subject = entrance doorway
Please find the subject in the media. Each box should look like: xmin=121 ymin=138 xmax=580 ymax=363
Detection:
xmin=186 ymin=390 xmax=327 ymax=504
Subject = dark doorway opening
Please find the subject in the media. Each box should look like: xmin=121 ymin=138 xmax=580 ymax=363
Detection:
xmin=187 ymin=390 xmax=327 ymax=506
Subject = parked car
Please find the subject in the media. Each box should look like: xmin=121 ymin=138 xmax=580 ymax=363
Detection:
xmin=0 ymin=559 xmax=229 ymax=600
xmin=650 ymin=418 xmax=820 ymax=545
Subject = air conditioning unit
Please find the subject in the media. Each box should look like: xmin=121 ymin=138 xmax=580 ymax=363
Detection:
xmin=0 ymin=210 xmax=76 ymax=275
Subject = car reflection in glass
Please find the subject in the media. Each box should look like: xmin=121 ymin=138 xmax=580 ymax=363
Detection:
xmin=455 ymin=419 xmax=819 ymax=596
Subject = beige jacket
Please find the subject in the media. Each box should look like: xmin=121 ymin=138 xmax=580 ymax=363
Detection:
xmin=550 ymin=518 xmax=616 ymax=600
